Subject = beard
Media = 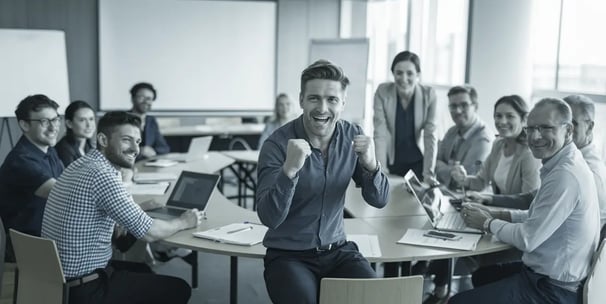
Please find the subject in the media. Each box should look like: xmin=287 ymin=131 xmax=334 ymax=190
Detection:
xmin=105 ymin=147 xmax=136 ymax=169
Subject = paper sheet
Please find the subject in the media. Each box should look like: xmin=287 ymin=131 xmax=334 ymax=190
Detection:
xmin=134 ymin=172 xmax=179 ymax=182
xmin=144 ymin=159 xmax=178 ymax=168
xmin=397 ymin=228 xmax=482 ymax=251
xmin=193 ymin=223 xmax=267 ymax=246
xmin=347 ymin=234 xmax=382 ymax=257
xmin=126 ymin=182 xmax=170 ymax=195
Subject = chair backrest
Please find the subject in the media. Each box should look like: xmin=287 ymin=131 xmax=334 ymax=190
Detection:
xmin=584 ymin=241 xmax=606 ymax=304
xmin=319 ymin=275 xmax=424 ymax=304
xmin=9 ymin=229 xmax=66 ymax=304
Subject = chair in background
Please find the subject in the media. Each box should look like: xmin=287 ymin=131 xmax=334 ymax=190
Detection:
xmin=583 ymin=241 xmax=606 ymax=304
xmin=9 ymin=229 xmax=68 ymax=304
xmin=319 ymin=275 xmax=424 ymax=304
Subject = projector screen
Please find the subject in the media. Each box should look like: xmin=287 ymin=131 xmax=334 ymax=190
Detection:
xmin=99 ymin=0 xmax=277 ymax=114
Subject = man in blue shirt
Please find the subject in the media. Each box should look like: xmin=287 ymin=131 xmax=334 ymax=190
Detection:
xmin=451 ymin=98 xmax=599 ymax=304
xmin=129 ymin=82 xmax=170 ymax=160
xmin=256 ymin=60 xmax=390 ymax=304
xmin=0 ymin=94 xmax=64 ymax=261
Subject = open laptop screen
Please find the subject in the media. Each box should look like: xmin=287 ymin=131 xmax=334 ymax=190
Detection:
xmin=166 ymin=171 xmax=220 ymax=210
xmin=404 ymin=170 xmax=442 ymax=224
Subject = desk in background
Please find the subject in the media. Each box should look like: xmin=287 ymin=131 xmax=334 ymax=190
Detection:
xmin=221 ymin=150 xmax=260 ymax=210
xmin=161 ymin=124 xmax=265 ymax=152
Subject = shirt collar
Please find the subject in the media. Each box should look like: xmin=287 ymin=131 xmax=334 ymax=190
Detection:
xmin=457 ymin=118 xmax=483 ymax=140
xmin=88 ymin=149 xmax=121 ymax=175
xmin=18 ymin=135 xmax=51 ymax=158
xmin=540 ymin=141 xmax=576 ymax=174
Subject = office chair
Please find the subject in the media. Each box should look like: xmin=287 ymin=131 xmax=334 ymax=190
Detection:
xmin=9 ymin=229 xmax=68 ymax=304
xmin=319 ymin=275 xmax=424 ymax=304
xmin=583 ymin=241 xmax=606 ymax=304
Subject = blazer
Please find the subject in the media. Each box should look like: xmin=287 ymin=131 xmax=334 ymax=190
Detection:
xmin=55 ymin=135 xmax=94 ymax=167
xmin=373 ymin=82 xmax=438 ymax=181
xmin=435 ymin=119 xmax=493 ymax=187
xmin=467 ymin=138 xmax=541 ymax=194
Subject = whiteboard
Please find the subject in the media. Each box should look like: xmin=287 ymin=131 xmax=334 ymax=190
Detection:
xmin=309 ymin=39 xmax=369 ymax=124
xmin=0 ymin=29 xmax=70 ymax=117
xmin=99 ymin=0 xmax=276 ymax=113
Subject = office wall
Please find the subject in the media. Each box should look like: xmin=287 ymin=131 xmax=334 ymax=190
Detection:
xmin=467 ymin=0 xmax=533 ymax=134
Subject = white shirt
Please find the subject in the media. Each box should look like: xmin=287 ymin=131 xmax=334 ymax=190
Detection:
xmin=580 ymin=142 xmax=606 ymax=227
xmin=490 ymin=143 xmax=600 ymax=283
xmin=493 ymin=151 xmax=513 ymax=193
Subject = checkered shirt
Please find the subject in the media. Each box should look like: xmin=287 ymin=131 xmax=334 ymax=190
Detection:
xmin=42 ymin=149 xmax=153 ymax=278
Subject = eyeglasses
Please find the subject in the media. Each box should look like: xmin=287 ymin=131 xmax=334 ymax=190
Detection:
xmin=448 ymin=103 xmax=472 ymax=111
xmin=524 ymin=123 xmax=567 ymax=135
xmin=134 ymin=95 xmax=154 ymax=103
xmin=26 ymin=116 xmax=62 ymax=128
xmin=572 ymin=119 xmax=592 ymax=127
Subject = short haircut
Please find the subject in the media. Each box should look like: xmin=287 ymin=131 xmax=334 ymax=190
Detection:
xmin=533 ymin=98 xmax=572 ymax=124
xmin=300 ymin=60 xmax=350 ymax=93
xmin=563 ymin=94 xmax=595 ymax=121
xmin=15 ymin=94 xmax=59 ymax=121
xmin=391 ymin=51 xmax=421 ymax=73
xmin=447 ymin=85 xmax=478 ymax=106
xmin=495 ymin=95 xmax=530 ymax=144
xmin=65 ymin=100 xmax=94 ymax=121
xmin=96 ymin=111 xmax=141 ymax=148
xmin=129 ymin=82 xmax=157 ymax=100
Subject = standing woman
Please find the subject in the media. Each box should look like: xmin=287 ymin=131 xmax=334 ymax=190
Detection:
xmin=258 ymin=93 xmax=293 ymax=147
xmin=55 ymin=100 xmax=96 ymax=167
xmin=452 ymin=95 xmax=541 ymax=199
xmin=374 ymin=51 xmax=438 ymax=184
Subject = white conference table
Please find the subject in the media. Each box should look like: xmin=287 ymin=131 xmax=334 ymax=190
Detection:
xmin=134 ymin=155 xmax=510 ymax=304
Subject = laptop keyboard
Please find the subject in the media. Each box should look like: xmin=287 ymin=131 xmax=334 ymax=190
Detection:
xmin=437 ymin=213 xmax=467 ymax=230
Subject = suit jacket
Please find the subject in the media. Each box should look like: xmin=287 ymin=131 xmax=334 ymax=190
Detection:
xmin=467 ymin=138 xmax=541 ymax=194
xmin=55 ymin=135 xmax=94 ymax=167
xmin=435 ymin=119 xmax=493 ymax=187
xmin=373 ymin=82 xmax=438 ymax=181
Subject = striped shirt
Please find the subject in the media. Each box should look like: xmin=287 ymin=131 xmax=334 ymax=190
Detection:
xmin=42 ymin=149 xmax=153 ymax=278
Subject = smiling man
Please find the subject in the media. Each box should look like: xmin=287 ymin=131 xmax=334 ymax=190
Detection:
xmin=435 ymin=85 xmax=493 ymax=189
xmin=256 ymin=60 xmax=390 ymax=304
xmin=452 ymin=98 xmax=600 ymax=304
xmin=128 ymin=82 xmax=170 ymax=160
xmin=0 ymin=94 xmax=64 ymax=261
xmin=42 ymin=111 xmax=201 ymax=304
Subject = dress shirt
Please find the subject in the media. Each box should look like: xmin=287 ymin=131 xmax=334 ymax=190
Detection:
xmin=42 ymin=149 xmax=153 ymax=278
xmin=435 ymin=118 xmax=493 ymax=187
xmin=490 ymin=142 xmax=599 ymax=283
xmin=580 ymin=142 xmax=606 ymax=226
xmin=0 ymin=136 xmax=64 ymax=236
xmin=256 ymin=116 xmax=389 ymax=250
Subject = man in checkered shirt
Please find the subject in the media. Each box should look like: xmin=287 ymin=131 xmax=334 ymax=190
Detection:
xmin=42 ymin=111 xmax=203 ymax=304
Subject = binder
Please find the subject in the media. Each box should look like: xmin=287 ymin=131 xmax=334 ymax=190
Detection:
xmin=193 ymin=223 xmax=267 ymax=246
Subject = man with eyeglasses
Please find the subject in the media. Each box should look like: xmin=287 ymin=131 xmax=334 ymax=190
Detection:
xmin=436 ymin=85 xmax=493 ymax=190
xmin=451 ymin=98 xmax=599 ymax=303
xmin=0 ymin=94 xmax=64 ymax=261
xmin=129 ymin=82 xmax=170 ymax=160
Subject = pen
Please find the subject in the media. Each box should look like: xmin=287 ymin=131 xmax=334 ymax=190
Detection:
xmin=227 ymin=226 xmax=253 ymax=234
xmin=244 ymin=221 xmax=263 ymax=225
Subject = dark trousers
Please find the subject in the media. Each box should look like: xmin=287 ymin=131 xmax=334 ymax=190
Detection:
xmin=450 ymin=262 xmax=579 ymax=304
xmin=68 ymin=261 xmax=191 ymax=304
xmin=264 ymin=241 xmax=376 ymax=304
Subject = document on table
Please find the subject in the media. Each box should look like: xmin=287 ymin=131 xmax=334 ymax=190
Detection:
xmin=347 ymin=234 xmax=382 ymax=257
xmin=144 ymin=159 xmax=179 ymax=168
xmin=397 ymin=228 xmax=482 ymax=251
xmin=126 ymin=182 xmax=170 ymax=195
xmin=193 ymin=223 xmax=268 ymax=246
xmin=134 ymin=172 xmax=179 ymax=183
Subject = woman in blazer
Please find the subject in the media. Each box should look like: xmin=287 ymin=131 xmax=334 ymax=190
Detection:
xmin=55 ymin=100 xmax=96 ymax=167
xmin=373 ymin=51 xmax=438 ymax=183
xmin=452 ymin=95 xmax=541 ymax=195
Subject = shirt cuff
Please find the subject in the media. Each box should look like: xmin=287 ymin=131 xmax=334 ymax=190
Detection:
xmin=489 ymin=219 xmax=508 ymax=236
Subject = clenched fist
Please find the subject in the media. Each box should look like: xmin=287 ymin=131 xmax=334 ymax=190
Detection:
xmin=353 ymin=135 xmax=378 ymax=172
xmin=283 ymin=139 xmax=312 ymax=179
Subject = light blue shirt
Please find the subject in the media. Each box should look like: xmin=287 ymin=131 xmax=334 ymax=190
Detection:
xmin=490 ymin=142 xmax=599 ymax=283
xmin=580 ymin=142 xmax=606 ymax=227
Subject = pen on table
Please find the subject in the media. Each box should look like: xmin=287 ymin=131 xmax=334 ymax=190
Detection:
xmin=244 ymin=221 xmax=263 ymax=226
xmin=227 ymin=226 xmax=253 ymax=234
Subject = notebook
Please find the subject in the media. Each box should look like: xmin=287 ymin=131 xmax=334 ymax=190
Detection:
xmin=193 ymin=223 xmax=267 ymax=246
xmin=164 ymin=136 xmax=213 ymax=162
xmin=146 ymin=171 xmax=220 ymax=220
xmin=404 ymin=170 xmax=482 ymax=234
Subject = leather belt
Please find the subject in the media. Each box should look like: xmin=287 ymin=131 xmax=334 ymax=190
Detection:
xmin=67 ymin=272 xmax=100 ymax=288
xmin=313 ymin=240 xmax=347 ymax=253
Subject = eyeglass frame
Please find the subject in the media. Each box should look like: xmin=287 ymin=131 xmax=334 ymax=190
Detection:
xmin=448 ymin=102 xmax=474 ymax=111
xmin=524 ymin=122 xmax=569 ymax=135
xmin=24 ymin=116 xmax=62 ymax=128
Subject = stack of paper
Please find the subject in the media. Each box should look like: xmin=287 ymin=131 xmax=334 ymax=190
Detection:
xmin=134 ymin=172 xmax=179 ymax=183
xmin=397 ymin=228 xmax=482 ymax=251
xmin=347 ymin=234 xmax=382 ymax=257
xmin=144 ymin=159 xmax=178 ymax=168
xmin=193 ymin=223 xmax=267 ymax=246
xmin=127 ymin=182 xmax=170 ymax=195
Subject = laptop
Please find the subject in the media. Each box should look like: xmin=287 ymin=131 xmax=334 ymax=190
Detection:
xmin=404 ymin=170 xmax=482 ymax=234
xmin=164 ymin=136 xmax=213 ymax=162
xmin=146 ymin=171 xmax=220 ymax=220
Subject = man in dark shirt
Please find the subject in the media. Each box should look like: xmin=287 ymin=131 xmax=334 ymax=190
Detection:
xmin=256 ymin=60 xmax=390 ymax=303
xmin=0 ymin=94 xmax=64 ymax=260
xmin=129 ymin=82 xmax=170 ymax=160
